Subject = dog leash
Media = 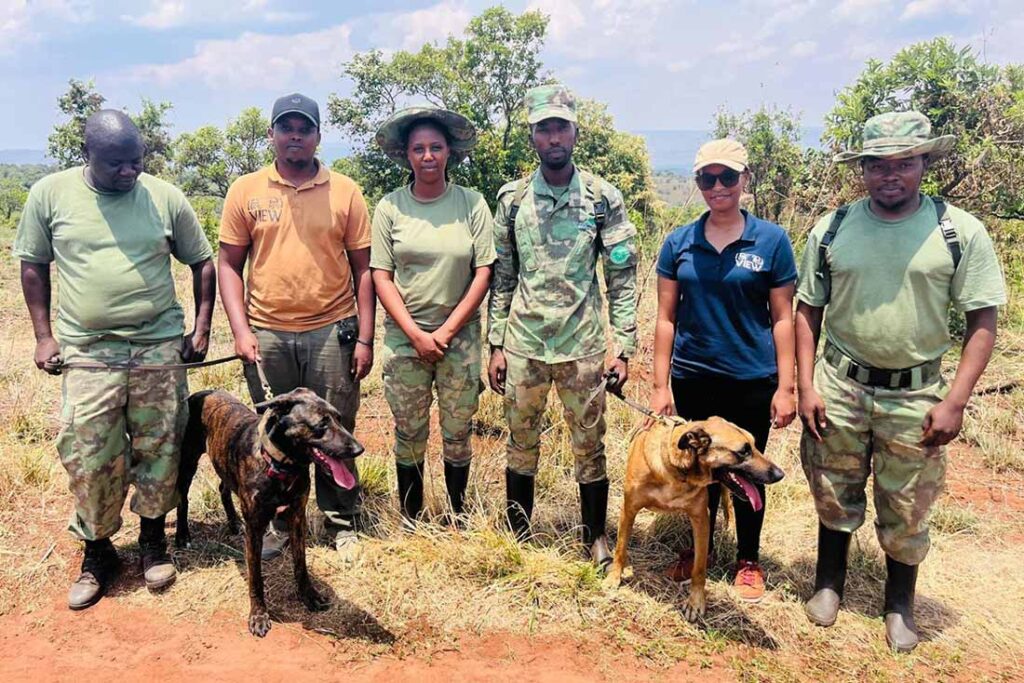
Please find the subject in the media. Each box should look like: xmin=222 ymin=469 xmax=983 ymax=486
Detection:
xmin=581 ymin=371 xmax=683 ymax=429
xmin=59 ymin=353 xmax=275 ymax=400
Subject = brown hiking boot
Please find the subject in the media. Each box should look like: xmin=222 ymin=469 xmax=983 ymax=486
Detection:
xmin=68 ymin=539 xmax=120 ymax=610
xmin=666 ymin=548 xmax=716 ymax=585
xmin=139 ymin=515 xmax=176 ymax=591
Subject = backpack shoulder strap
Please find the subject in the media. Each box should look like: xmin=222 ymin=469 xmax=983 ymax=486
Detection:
xmin=931 ymin=196 xmax=962 ymax=270
xmin=506 ymin=176 xmax=532 ymax=230
xmin=815 ymin=204 xmax=850 ymax=282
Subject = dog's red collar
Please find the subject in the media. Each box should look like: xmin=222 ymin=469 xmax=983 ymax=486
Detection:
xmin=262 ymin=448 xmax=304 ymax=482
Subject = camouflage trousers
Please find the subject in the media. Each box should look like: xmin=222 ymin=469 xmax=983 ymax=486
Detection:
xmin=57 ymin=338 xmax=188 ymax=541
xmin=504 ymin=351 xmax=606 ymax=484
xmin=800 ymin=357 xmax=948 ymax=565
xmin=381 ymin=320 xmax=482 ymax=467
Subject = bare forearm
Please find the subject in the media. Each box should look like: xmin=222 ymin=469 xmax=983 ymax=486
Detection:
xmin=795 ymin=303 xmax=823 ymax=391
xmin=20 ymin=261 xmax=54 ymax=341
xmin=353 ymin=268 xmax=376 ymax=342
xmin=372 ymin=271 xmax=423 ymax=340
xmin=772 ymin=318 xmax=796 ymax=392
xmin=190 ymin=259 xmax=216 ymax=333
xmin=441 ymin=268 xmax=492 ymax=336
xmin=946 ymin=307 xmax=998 ymax=408
xmin=217 ymin=251 xmax=251 ymax=338
xmin=653 ymin=318 xmax=675 ymax=390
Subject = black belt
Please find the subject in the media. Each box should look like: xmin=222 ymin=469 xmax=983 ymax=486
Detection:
xmin=823 ymin=342 xmax=941 ymax=390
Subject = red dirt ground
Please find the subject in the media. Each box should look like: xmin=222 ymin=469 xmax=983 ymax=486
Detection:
xmin=0 ymin=598 xmax=731 ymax=682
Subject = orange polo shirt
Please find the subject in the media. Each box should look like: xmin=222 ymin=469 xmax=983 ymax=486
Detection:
xmin=220 ymin=162 xmax=371 ymax=331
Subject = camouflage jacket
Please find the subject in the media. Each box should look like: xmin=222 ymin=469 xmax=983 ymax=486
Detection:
xmin=487 ymin=167 xmax=638 ymax=363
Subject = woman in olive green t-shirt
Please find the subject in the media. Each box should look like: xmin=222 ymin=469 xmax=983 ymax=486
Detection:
xmin=370 ymin=107 xmax=496 ymax=526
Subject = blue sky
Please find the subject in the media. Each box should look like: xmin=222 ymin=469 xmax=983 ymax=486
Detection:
xmin=2 ymin=0 xmax=1022 ymax=151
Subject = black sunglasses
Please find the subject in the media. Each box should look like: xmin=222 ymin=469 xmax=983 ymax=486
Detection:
xmin=695 ymin=168 xmax=741 ymax=191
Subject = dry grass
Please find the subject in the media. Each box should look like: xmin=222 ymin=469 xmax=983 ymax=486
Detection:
xmin=1 ymin=232 xmax=1023 ymax=681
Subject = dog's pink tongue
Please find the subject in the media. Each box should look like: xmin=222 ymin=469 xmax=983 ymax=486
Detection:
xmin=736 ymin=475 xmax=763 ymax=512
xmin=327 ymin=457 xmax=356 ymax=490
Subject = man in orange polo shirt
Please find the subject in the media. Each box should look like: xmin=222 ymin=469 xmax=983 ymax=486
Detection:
xmin=219 ymin=93 xmax=375 ymax=561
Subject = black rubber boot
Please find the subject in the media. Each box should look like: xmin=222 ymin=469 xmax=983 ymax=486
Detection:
xmin=505 ymin=468 xmax=534 ymax=541
xmin=884 ymin=555 xmax=920 ymax=653
xmin=396 ymin=462 xmax=424 ymax=527
xmin=139 ymin=515 xmax=176 ymax=591
xmin=68 ymin=538 xmax=120 ymax=610
xmin=579 ymin=479 xmax=612 ymax=573
xmin=804 ymin=523 xmax=852 ymax=627
xmin=444 ymin=461 xmax=470 ymax=518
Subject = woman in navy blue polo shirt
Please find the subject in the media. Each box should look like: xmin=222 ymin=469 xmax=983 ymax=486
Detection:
xmin=651 ymin=139 xmax=797 ymax=602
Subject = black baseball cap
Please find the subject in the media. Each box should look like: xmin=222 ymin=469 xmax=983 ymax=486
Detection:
xmin=271 ymin=93 xmax=320 ymax=128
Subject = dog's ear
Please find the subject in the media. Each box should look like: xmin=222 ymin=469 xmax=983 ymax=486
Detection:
xmin=678 ymin=427 xmax=711 ymax=457
xmin=254 ymin=390 xmax=303 ymax=415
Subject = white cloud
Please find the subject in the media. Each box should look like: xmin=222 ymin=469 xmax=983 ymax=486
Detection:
xmin=832 ymin=0 xmax=891 ymax=21
xmin=900 ymin=0 xmax=971 ymax=21
xmin=790 ymin=40 xmax=818 ymax=57
xmin=121 ymin=0 xmax=307 ymax=30
xmin=122 ymin=23 xmax=355 ymax=88
xmin=527 ymin=0 xmax=672 ymax=61
xmin=368 ymin=1 xmax=473 ymax=52
xmin=0 ymin=0 xmax=92 ymax=51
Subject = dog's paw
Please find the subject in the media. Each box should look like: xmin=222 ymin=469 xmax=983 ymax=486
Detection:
xmin=249 ymin=610 xmax=272 ymax=637
xmin=682 ymin=592 xmax=706 ymax=623
xmin=300 ymin=587 xmax=331 ymax=612
xmin=602 ymin=570 xmax=623 ymax=591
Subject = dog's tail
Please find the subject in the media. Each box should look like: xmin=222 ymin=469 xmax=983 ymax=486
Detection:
xmin=720 ymin=483 xmax=733 ymax=528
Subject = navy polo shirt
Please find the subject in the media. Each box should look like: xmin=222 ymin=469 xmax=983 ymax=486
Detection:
xmin=656 ymin=211 xmax=797 ymax=380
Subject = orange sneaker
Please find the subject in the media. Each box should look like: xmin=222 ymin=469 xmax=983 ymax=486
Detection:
xmin=733 ymin=560 xmax=766 ymax=603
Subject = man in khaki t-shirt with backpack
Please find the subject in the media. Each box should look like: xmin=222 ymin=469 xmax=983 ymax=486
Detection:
xmin=795 ymin=111 xmax=1006 ymax=652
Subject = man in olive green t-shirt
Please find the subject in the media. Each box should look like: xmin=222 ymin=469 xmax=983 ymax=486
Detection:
xmin=14 ymin=110 xmax=216 ymax=610
xmin=795 ymin=112 xmax=1006 ymax=652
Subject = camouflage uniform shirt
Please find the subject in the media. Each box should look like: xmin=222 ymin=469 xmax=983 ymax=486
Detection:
xmin=488 ymin=168 xmax=638 ymax=363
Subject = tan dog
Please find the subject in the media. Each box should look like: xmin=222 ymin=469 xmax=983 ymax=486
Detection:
xmin=604 ymin=416 xmax=784 ymax=621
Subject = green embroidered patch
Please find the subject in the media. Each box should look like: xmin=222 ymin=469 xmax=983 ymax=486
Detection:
xmin=610 ymin=243 xmax=630 ymax=265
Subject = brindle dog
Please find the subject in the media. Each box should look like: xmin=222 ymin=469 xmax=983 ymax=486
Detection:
xmin=176 ymin=388 xmax=363 ymax=637
xmin=603 ymin=417 xmax=784 ymax=621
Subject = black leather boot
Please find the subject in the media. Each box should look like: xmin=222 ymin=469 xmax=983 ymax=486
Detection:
xmin=579 ymin=479 xmax=612 ymax=572
xmin=444 ymin=461 xmax=470 ymax=518
xmin=884 ymin=555 xmax=920 ymax=653
xmin=68 ymin=538 xmax=119 ymax=610
xmin=505 ymin=468 xmax=534 ymax=540
xmin=396 ymin=462 xmax=424 ymax=526
xmin=804 ymin=523 xmax=852 ymax=627
xmin=139 ymin=515 xmax=176 ymax=591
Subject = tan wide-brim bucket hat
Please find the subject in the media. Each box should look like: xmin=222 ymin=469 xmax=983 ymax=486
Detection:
xmin=375 ymin=106 xmax=477 ymax=170
xmin=834 ymin=110 xmax=955 ymax=163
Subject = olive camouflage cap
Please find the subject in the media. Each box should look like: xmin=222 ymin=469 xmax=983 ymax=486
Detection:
xmin=525 ymin=84 xmax=577 ymax=125
xmin=375 ymin=106 xmax=477 ymax=170
xmin=834 ymin=111 xmax=955 ymax=164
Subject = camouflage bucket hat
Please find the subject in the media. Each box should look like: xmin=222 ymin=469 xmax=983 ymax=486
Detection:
xmin=375 ymin=106 xmax=478 ymax=170
xmin=525 ymin=84 xmax=577 ymax=125
xmin=834 ymin=111 xmax=955 ymax=164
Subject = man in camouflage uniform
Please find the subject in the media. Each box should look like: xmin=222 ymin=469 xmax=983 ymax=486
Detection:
xmin=796 ymin=111 xmax=1006 ymax=652
xmin=488 ymin=84 xmax=638 ymax=570
xmin=15 ymin=110 xmax=216 ymax=609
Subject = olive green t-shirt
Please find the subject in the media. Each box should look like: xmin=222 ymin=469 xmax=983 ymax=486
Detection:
xmin=13 ymin=167 xmax=213 ymax=345
xmin=370 ymin=183 xmax=496 ymax=331
xmin=797 ymin=196 xmax=1007 ymax=369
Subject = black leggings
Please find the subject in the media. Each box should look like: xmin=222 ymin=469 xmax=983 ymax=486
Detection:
xmin=672 ymin=374 xmax=776 ymax=563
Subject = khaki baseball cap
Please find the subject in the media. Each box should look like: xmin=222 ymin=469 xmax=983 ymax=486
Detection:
xmin=693 ymin=138 xmax=748 ymax=173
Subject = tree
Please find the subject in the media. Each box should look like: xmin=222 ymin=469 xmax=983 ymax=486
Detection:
xmin=47 ymin=79 xmax=105 ymax=168
xmin=131 ymin=98 xmax=175 ymax=178
xmin=172 ymin=107 xmax=273 ymax=197
xmin=713 ymin=106 xmax=804 ymax=224
xmin=0 ymin=177 xmax=28 ymax=228
xmin=825 ymin=38 xmax=1024 ymax=219
xmin=327 ymin=6 xmax=655 ymax=220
